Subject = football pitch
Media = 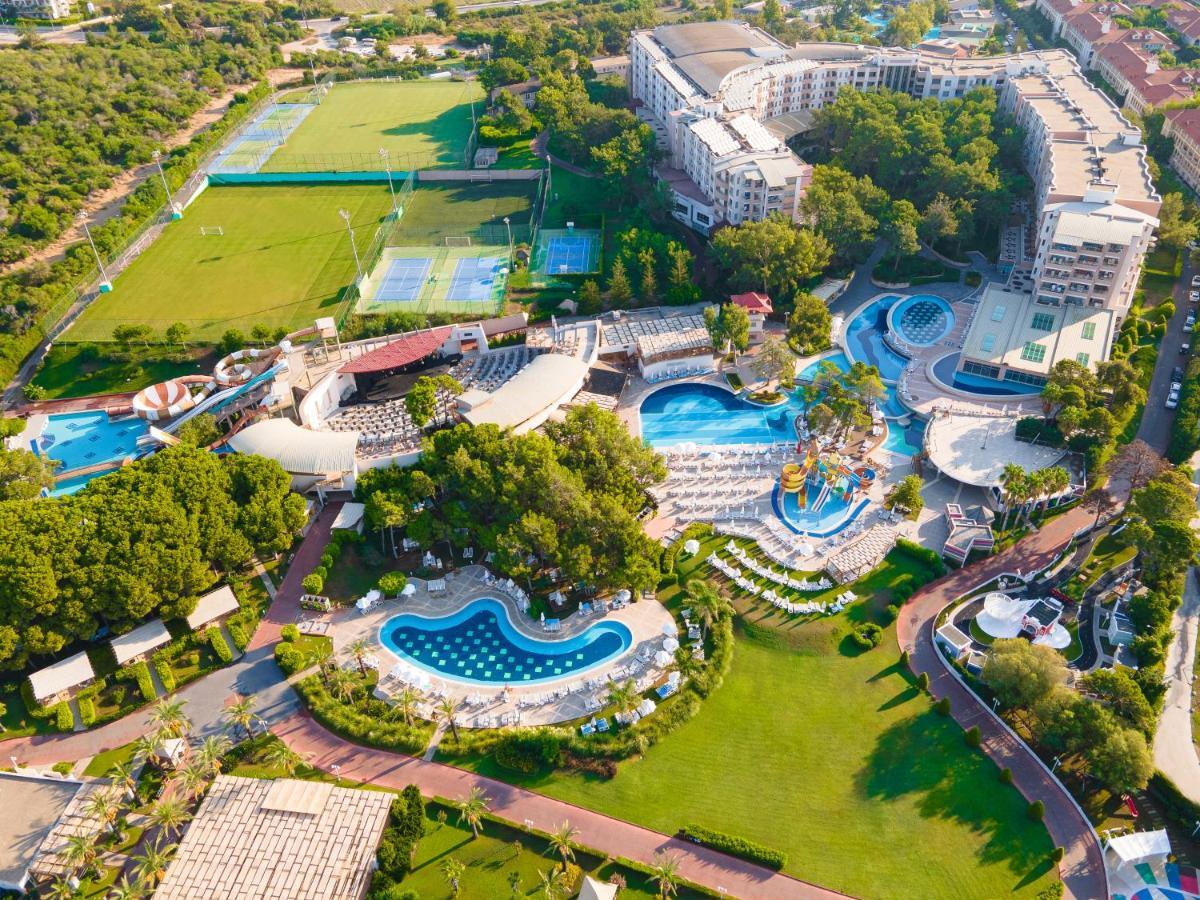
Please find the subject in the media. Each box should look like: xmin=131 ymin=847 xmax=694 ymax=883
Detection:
xmin=68 ymin=185 xmax=394 ymax=342
xmin=263 ymin=80 xmax=484 ymax=172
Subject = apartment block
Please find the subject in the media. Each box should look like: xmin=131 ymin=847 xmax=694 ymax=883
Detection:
xmin=1163 ymin=108 xmax=1200 ymax=194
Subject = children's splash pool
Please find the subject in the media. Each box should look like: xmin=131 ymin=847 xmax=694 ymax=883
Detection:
xmin=774 ymin=455 xmax=874 ymax=536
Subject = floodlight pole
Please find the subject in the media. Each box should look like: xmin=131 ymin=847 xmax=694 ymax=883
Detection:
xmin=380 ymin=148 xmax=398 ymax=217
xmin=504 ymin=216 xmax=513 ymax=266
xmin=308 ymin=56 xmax=320 ymax=102
xmin=152 ymin=150 xmax=176 ymax=213
xmin=79 ymin=213 xmax=112 ymax=292
xmin=340 ymin=209 xmax=362 ymax=280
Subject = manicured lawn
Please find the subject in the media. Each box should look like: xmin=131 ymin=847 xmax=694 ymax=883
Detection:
xmin=83 ymin=740 xmax=139 ymax=778
xmin=30 ymin=343 xmax=216 ymax=399
xmin=68 ymin=185 xmax=394 ymax=342
xmin=395 ymin=180 xmax=538 ymax=246
xmin=263 ymin=80 xmax=484 ymax=172
xmin=325 ymin=541 xmax=409 ymax=605
xmin=1063 ymin=530 xmax=1136 ymax=601
xmin=454 ymin=541 xmax=1059 ymax=899
xmin=1141 ymin=247 xmax=1180 ymax=307
xmin=493 ymin=137 xmax=540 ymax=170
xmin=0 ymin=678 xmax=53 ymax=739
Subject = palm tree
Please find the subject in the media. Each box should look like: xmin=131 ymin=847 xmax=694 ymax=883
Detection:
xmin=347 ymin=639 xmax=371 ymax=677
xmin=683 ymin=579 xmax=730 ymax=637
xmin=440 ymin=856 xmax=467 ymax=897
xmin=147 ymin=697 xmax=191 ymax=741
xmin=394 ymin=686 xmax=419 ymax=726
xmin=83 ymin=787 xmax=122 ymax=835
xmin=606 ymin=678 xmax=639 ymax=721
xmin=193 ymin=734 xmax=232 ymax=778
xmin=170 ymin=761 xmax=209 ymax=801
xmin=42 ymin=879 xmax=76 ymax=900
xmin=107 ymin=759 xmax=139 ymax=801
xmin=999 ymin=463 xmax=1026 ymax=531
xmin=538 ymin=866 xmax=571 ymax=900
xmin=546 ymin=821 xmax=578 ymax=872
xmin=1022 ymin=468 xmax=1046 ymax=526
xmin=224 ymin=695 xmax=261 ymax=743
xmin=437 ymin=696 xmax=461 ymax=742
xmin=134 ymin=838 xmax=175 ymax=887
xmin=649 ymin=852 xmax=680 ymax=900
xmin=456 ymin=786 xmax=490 ymax=839
xmin=1037 ymin=466 xmax=1071 ymax=519
xmin=108 ymin=874 xmax=149 ymax=899
xmin=148 ymin=796 xmax=192 ymax=839
xmin=330 ymin=668 xmax=357 ymax=708
xmin=133 ymin=733 xmax=161 ymax=767
xmin=61 ymin=832 xmax=99 ymax=881
xmin=262 ymin=740 xmax=310 ymax=776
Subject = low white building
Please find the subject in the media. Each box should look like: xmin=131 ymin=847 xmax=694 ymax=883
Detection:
xmin=28 ymin=652 xmax=95 ymax=706
xmin=110 ymin=619 xmax=171 ymax=666
xmin=185 ymin=584 xmax=241 ymax=632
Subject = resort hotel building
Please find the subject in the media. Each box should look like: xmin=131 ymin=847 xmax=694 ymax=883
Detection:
xmin=629 ymin=21 xmax=1160 ymax=388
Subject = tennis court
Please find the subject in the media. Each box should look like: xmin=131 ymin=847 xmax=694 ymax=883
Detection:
xmin=531 ymin=228 xmax=600 ymax=275
xmin=447 ymin=256 xmax=505 ymax=302
xmin=210 ymin=103 xmax=314 ymax=175
xmin=375 ymin=257 xmax=433 ymax=302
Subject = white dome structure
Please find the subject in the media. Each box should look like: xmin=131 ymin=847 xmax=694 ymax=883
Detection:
xmin=975 ymin=592 xmax=1069 ymax=650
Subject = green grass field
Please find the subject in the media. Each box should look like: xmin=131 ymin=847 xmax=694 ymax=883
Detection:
xmin=394 ymin=181 xmax=537 ymax=246
xmin=31 ymin=344 xmax=215 ymax=398
xmin=262 ymin=80 xmax=484 ymax=172
xmin=453 ymin=541 xmax=1058 ymax=899
xmin=68 ymin=185 xmax=394 ymax=342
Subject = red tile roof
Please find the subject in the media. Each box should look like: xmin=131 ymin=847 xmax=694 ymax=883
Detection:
xmin=730 ymin=292 xmax=773 ymax=313
xmin=338 ymin=326 xmax=455 ymax=375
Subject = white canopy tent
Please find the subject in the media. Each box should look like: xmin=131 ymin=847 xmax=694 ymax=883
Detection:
xmin=1106 ymin=830 xmax=1171 ymax=868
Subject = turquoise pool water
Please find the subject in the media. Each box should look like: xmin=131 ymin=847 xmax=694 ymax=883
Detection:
xmin=379 ymin=598 xmax=633 ymax=685
xmin=845 ymin=297 xmax=910 ymax=383
xmin=798 ymin=351 xmax=850 ymax=383
xmin=884 ymin=419 xmax=926 ymax=457
xmin=888 ymin=294 xmax=955 ymax=347
xmin=931 ymin=352 xmax=1043 ymax=397
xmin=640 ymin=382 xmax=802 ymax=446
xmin=33 ymin=412 xmax=149 ymax=495
xmin=774 ymin=461 xmax=871 ymax=536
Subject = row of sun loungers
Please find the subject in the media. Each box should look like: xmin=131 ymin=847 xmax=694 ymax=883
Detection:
xmin=723 ymin=541 xmax=832 ymax=591
xmin=644 ymin=365 xmax=711 ymax=384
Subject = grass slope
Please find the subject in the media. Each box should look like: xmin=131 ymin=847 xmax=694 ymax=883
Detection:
xmin=31 ymin=344 xmax=216 ymax=399
xmin=455 ymin=543 xmax=1057 ymax=899
xmin=69 ymin=185 xmax=393 ymax=342
xmin=264 ymin=80 xmax=484 ymax=172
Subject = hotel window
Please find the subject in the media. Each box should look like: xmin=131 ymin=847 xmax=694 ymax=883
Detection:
xmin=1031 ymin=312 xmax=1055 ymax=331
xmin=1076 ymin=352 xmax=1090 ymax=366
xmin=980 ymin=334 xmax=996 ymax=352
xmin=1020 ymin=342 xmax=1047 ymax=363
xmin=1081 ymin=321 xmax=1096 ymax=340
xmin=990 ymin=305 xmax=1007 ymax=322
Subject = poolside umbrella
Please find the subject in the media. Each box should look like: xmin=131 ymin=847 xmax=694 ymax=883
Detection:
xmin=654 ymin=650 xmax=672 ymax=667
xmin=798 ymin=542 xmax=815 ymax=556
xmin=355 ymin=596 xmax=373 ymax=614
xmin=662 ymin=637 xmax=680 ymax=653
xmin=614 ymin=589 xmax=632 ymax=604
xmin=401 ymin=583 xmax=417 ymax=597
xmin=637 ymin=698 xmax=657 ymax=716
xmin=661 ymin=621 xmax=678 ymax=636
xmin=683 ymin=539 xmax=700 ymax=556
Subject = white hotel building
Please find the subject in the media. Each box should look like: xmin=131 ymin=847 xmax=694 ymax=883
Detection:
xmin=629 ymin=21 xmax=1160 ymax=386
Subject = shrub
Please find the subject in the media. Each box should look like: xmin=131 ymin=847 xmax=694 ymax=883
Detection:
xmin=1000 ymin=767 xmax=1013 ymax=784
xmin=302 ymin=573 xmax=324 ymax=594
xmin=916 ymin=671 xmax=930 ymax=690
xmin=295 ymin=675 xmax=431 ymax=755
xmin=281 ymin=624 xmax=300 ymax=642
xmin=893 ymin=538 xmax=946 ymax=578
xmin=378 ymin=572 xmax=408 ymax=597
xmin=964 ymin=725 xmax=981 ymax=748
xmin=187 ymin=651 xmax=200 ymax=666
xmin=227 ymin=621 xmax=249 ymax=652
xmin=494 ymin=729 xmax=563 ymax=773
xmin=111 ymin=685 xmax=127 ymax=706
xmin=1036 ymin=884 xmax=1064 ymax=900
xmin=849 ymin=623 xmax=884 ymax=650
xmin=1050 ymin=846 xmax=1064 ymax=862
xmin=320 ymin=553 xmax=334 ymax=570
xmin=274 ymin=643 xmax=305 ymax=676
xmin=130 ymin=662 xmax=156 ymax=703
xmin=207 ymin=627 xmax=233 ymax=664
xmin=77 ymin=696 xmax=96 ymax=728
xmin=313 ymin=565 xmax=328 ymax=581
xmin=1027 ymin=800 xmax=1045 ymax=821
xmin=680 ymin=825 xmax=787 ymax=870
xmin=153 ymin=658 xmax=176 ymax=694
xmin=899 ymin=649 xmax=910 ymax=667
xmin=53 ymin=702 xmax=73 ymax=732
xmin=935 ymin=697 xmax=950 ymax=715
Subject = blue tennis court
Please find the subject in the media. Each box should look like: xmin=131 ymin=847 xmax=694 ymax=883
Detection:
xmin=447 ymin=256 xmax=503 ymax=302
xmin=543 ymin=234 xmax=596 ymax=274
xmin=377 ymin=257 xmax=432 ymax=302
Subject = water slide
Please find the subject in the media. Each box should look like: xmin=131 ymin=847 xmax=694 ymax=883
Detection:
xmin=811 ymin=479 xmax=833 ymax=514
xmin=162 ymin=361 xmax=287 ymax=434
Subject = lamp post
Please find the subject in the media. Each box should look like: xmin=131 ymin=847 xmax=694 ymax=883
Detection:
xmin=380 ymin=148 xmax=398 ymax=218
xmin=152 ymin=150 xmax=180 ymax=219
xmin=79 ymin=213 xmax=112 ymax=293
xmin=339 ymin=209 xmax=362 ymax=280
xmin=503 ymin=215 xmax=513 ymax=266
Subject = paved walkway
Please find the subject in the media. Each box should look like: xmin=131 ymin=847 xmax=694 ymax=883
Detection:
xmin=896 ymin=504 xmax=1109 ymax=900
xmin=1154 ymin=568 xmax=1200 ymax=801
xmin=272 ymin=712 xmax=845 ymax=900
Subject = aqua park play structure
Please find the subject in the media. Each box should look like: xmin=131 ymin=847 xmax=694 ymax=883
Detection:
xmin=779 ymin=450 xmax=876 ymax=515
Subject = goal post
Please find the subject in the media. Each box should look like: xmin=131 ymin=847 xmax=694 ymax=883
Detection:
xmin=199 ymin=226 xmax=224 ymax=236
xmin=445 ymin=236 xmax=472 ymax=248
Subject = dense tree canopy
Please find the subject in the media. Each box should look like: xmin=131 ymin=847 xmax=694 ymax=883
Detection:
xmin=710 ymin=215 xmax=832 ymax=298
xmin=355 ymin=406 xmax=666 ymax=592
xmin=0 ymin=446 xmax=305 ymax=671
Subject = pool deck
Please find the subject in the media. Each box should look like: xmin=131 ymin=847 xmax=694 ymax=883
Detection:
xmin=331 ymin=566 xmax=677 ymax=727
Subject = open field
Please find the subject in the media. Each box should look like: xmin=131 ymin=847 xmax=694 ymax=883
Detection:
xmin=67 ymin=185 xmax=394 ymax=342
xmin=454 ymin=540 xmax=1058 ymax=899
xmin=31 ymin=344 xmax=216 ymax=399
xmin=264 ymin=80 xmax=484 ymax=172
xmin=395 ymin=180 xmax=538 ymax=245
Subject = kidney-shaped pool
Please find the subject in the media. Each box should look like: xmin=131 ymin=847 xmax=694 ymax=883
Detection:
xmin=379 ymin=598 xmax=633 ymax=685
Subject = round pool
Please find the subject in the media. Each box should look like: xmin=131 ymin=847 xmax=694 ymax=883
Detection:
xmin=887 ymin=295 xmax=955 ymax=347
xmin=379 ymin=598 xmax=633 ymax=685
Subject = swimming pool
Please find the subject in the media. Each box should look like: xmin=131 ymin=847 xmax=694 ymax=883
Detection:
xmin=887 ymin=295 xmax=955 ymax=347
xmin=774 ymin=461 xmax=871 ymax=537
xmin=32 ymin=412 xmax=150 ymax=495
xmin=639 ymin=382 xmax=802 ymax=446
xmin=798 ymin=351 xmax=850 ymax=383
xmin=378 ymin=598 xmax=633 ymax=685
xmin=844 ymin=297 xmax=909 ymax=383
xmin=931 ymin=353 xmax=1043 ymax=397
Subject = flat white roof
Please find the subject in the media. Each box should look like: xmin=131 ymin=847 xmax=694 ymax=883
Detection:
xmin=110 ymin=619 xmax=171 ymax=665
xmin=1108 ymin=829 xmax=1171 ymax=863
xmin=155 ymin=775 xmax=393 ymax=900
xmin=186 ymin=584 xmax=240 ymax=631
xmin=0 ymin=774 xmax=85 ymax=890
xmin=28 ymin=652 xmax=94 ymax=703
xmin=461 ymin=353 xmax=589 ymax=431
xmin=331 ymin=502 xmax=365 ymax=532
xmin=228 ymin=419 xmax=358 ymax=476
xmin=926 ymin=413 xmax=1067 ymax=488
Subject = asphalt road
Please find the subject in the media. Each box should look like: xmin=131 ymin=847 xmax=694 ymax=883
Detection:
xmin=1136 ymin=251 xmax=1193 ymax=453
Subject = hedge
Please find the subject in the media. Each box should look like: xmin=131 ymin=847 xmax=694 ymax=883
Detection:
xmin=207 ymin=627 xmax=233 ymax=664
xmin=77 ymin=696 xmax=96 ymax=728
xmin=894 ymin=538 xmax=947 ymax=578
xmin=1149 ymin=771 xmax=1200 ymax=827
xmin=274 ymin=643 xmax=306 ymax=677
xmin=681 ymin=824 xmax=787 ymax=870
xmin=227 ymin=621 xmax=249 ymax=652
xmin=129 ymin=662 xmax=156 ymax=703
xmin=153 ymin=657 xmax=177 ymax=694
xmin=52 ymin=702 xmax=73 ymax=732
xmin=295 ymin=675 xmax=432 ymax=755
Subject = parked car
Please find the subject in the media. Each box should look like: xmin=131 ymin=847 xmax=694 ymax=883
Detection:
xmin=1192 ymin=274 xmax=1200 ymax=287
xmin=1173 ymin=366 xmax=1185 ymax=382
xmin=1183 ymin=341 xmax=1192 ymax=354
xmin=1171 ymin=380 xmax=1183 ymax=392
xmin=1167 ymin=389 xmax=1181 ymax=409
xmin=1187 ymin=313 xmax=1196 ymax=329
xmin=1189 ymin=291 xmax=1199 ymax=302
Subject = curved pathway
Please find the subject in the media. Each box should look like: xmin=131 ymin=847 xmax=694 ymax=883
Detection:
xmin=1154 ymin=567 xmax=1200 ymax=800
xmin=896 ymin=505 xmax=1108 ymax=900
xmin=271 ymin=712 xmax=844 ymax=900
